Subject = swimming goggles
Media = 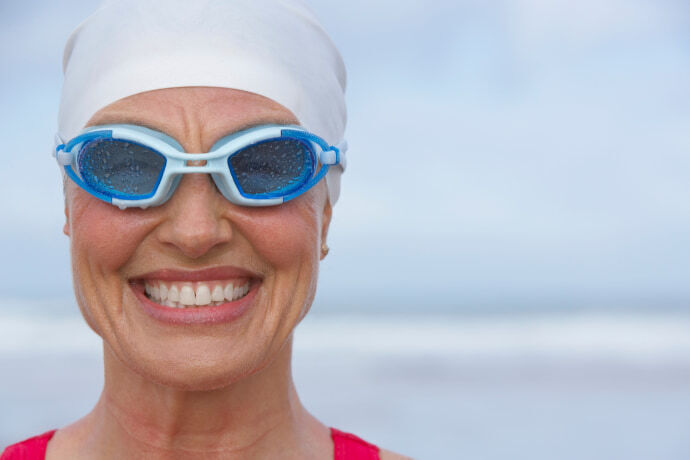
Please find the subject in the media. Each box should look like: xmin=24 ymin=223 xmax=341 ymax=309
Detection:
xmin=54 ymin=124 xmax=346 ymax=208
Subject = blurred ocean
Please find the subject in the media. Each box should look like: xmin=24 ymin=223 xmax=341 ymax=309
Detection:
xmin=1 ymin=300 xmax=689 ymax=459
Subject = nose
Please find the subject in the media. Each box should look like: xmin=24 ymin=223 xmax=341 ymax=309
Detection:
xmin=156 ymin=173 xmax=233 ymax=259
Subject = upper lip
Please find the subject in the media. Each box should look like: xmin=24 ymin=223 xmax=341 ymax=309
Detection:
xmin=131 ymin=266 xmax=262 ymax=282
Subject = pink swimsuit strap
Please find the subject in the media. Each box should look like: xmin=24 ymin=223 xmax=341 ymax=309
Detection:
xmin=331 ymin=427 xmax=381 ymax=460
xmin=0 ymin=430 xmax=56 ymax=460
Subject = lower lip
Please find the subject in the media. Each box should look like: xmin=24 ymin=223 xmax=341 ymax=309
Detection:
xmin=131 ymin=282 xmax=258 ymax=325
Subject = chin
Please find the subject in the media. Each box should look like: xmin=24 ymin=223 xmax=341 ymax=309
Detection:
xmin=147 ymin=368 xmax=247 ymax=392
xmin=114 ymin=341 xmax=273 ymax=392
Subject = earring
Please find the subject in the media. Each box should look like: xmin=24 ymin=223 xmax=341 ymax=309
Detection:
xmin=321 ymin=242 xmax=330 ymax=258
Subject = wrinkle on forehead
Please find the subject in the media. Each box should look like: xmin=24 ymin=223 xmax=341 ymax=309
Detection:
xmin=86 ymin=87 xmax=299 ymax=151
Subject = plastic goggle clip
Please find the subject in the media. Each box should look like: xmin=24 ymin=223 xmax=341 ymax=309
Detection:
xmin=53 ymin=135 xmax=74 ymax=166
xmin=320 ymin=140 xmax=348 ymax=169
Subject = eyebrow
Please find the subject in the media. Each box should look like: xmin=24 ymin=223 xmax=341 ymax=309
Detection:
xmin=86 ymin=115 xmax=168 ymax=134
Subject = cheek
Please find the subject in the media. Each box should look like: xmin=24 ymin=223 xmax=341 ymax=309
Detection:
xmin=233 ymin=198 xmax=323 ymax=268
xmin=68 ymin=191 xmax=156 ymax=272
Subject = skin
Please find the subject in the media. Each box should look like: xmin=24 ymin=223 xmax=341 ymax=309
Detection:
xmin=46 ymin=87 xmax=407 ymax=459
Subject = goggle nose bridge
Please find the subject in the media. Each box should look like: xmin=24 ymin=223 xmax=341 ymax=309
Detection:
xmin=165 ymin=161 xmax=229 ymax=175
xmin=163 ymin=152 xmax=234 ymax=176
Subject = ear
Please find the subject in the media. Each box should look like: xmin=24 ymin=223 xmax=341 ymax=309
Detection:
xmin=321 ymin=198 xmax=333 ymax=243
xmin=320 ymin=198 xmax=332 ymax=250
xmin=62 ymin=174 xmax=71 ymax=237
xmin=63 ymin=202 xmax=70 ymax=237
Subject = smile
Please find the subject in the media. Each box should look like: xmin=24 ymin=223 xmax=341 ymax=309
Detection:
xmin=129 ymin=267 xmax=261 ymax=325
xmin=145 ymin=280 xmax=251 ymax=308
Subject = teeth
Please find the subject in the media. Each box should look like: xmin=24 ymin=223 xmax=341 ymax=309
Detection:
xmin=168 ymin=285 xmax=180 ymax=302
xmin=212 ymin=285 xmax=224 ymax=302
xmin=144 ymin=280 xmax=251 ymax=308
xmin=179 ymin=286 xmax=196 ymax=306
xmin=224 ymin=283 xmax=234 ymax=301
xmin=195 ymin=285 xmax=211 ymax=306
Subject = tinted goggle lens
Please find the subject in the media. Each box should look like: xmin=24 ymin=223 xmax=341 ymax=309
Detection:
xmin=78 ymin=139 xmax=166 ymax=198
xmin=228 ymin=139 xmax=314 ymax=197
xmin=77 ymin=137 xmax=316 ymax=199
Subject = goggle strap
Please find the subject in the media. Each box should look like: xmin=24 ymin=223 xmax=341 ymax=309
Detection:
xmin=336 ymin=140 xmax=348 ymax=152
xmin=55 ymin=146 xmax=73 ymax=166
xmin=53 ymin=134 xmax=66 ymax=160
xmin=318 ymin=144 xmax=346 ymax=168
xmin=330 ymin=141 xmax=348 ymax=170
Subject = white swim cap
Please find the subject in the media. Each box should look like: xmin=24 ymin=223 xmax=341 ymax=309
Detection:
xmin=58 ymin=0 xmax=347 ymax=204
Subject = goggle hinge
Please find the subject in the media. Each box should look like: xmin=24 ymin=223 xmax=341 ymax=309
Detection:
xmin=320 ymin=147 xmax=339 ymax=166
xmin=55 ymin=147 xmax=73 ymax=166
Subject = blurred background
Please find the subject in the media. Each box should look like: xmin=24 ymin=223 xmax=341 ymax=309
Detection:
xmin=1 ymin=0 xmax=689 ymax=458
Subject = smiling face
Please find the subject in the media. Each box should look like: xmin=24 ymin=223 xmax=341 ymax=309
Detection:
xmin=64 ymin=87 xmax=331 ymax=390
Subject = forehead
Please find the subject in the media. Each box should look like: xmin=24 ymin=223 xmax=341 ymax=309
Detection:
xmin=86 ymin=87 xmax=299 ymax=147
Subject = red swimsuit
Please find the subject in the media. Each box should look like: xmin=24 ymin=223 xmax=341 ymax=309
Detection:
xmin=1 ymin=427 xmax=380 ymax=460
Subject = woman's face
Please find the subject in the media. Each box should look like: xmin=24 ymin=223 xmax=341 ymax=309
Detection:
xmin=64 ymin=87 xmax=331 ymax=390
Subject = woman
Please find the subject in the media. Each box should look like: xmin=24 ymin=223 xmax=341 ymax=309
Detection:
xmin=2 ymin=1 xmax=407 ymax=459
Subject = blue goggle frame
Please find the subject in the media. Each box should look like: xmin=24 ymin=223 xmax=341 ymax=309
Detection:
xmin=54 ymin=124 xmax=346 ymax=208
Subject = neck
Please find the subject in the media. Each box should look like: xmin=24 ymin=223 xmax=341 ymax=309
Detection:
xmin=76 ymin=337 xmax=328 ymax=459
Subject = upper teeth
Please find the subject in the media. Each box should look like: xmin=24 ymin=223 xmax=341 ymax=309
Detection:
xmin=145 ymin=281 xmax=250 ymax=308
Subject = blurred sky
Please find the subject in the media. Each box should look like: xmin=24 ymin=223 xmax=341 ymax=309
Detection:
xmin=0 ymin=0 xmax=689 ymax=313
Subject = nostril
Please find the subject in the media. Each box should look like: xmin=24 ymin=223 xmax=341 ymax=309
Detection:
xmin=160 ymin=220 xmax=233 ymax=259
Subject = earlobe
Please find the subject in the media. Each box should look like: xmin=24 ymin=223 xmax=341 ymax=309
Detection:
xmin=63 ymin=205 xmax=70 ymax=237
xmin=320 ymin=199 xmax=332 ymax=260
